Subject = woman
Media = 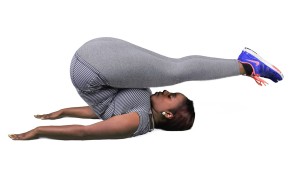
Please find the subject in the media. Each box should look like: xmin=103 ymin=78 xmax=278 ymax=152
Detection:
xmin=8 ymin=37 xmax=284 ymax=140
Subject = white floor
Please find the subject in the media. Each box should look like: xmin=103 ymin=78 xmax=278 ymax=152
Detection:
xmin=1 ymin=1 xmax=299 ymax=175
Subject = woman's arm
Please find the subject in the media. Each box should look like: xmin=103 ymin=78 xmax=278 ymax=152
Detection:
xmin=9 ymin=112 xmax=140 ymax=140
xmin=61 ymin=106 xmax=98 ymax=119
xmin=35 ymin=106 xmax=98 ymax=119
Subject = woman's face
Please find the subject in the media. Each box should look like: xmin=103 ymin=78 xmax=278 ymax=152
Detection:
xmin=150 ymin=90 xmax=187 ymax=113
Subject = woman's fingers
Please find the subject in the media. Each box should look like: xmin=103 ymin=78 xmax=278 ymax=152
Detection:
xmin=34 ymin=114 xmax=48 ymax=119
xmin=34 ymin=114 xmax=42 ymax=119
xmin=34 ymin=110 xmax=63 ymax=120
xmin=8 ymin=134 xmax=17 ymax=140
xmin=9 ymin=128 xmax=38 ymax=140
xmin=8 ymin=134 xmax=24 ymax=140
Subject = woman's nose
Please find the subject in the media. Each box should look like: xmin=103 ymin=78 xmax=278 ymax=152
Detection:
xmin=163 ymin=90 xmax=169 ymax=95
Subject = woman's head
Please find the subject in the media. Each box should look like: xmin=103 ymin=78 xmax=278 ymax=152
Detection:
xmin=150 ymin=90 xmax=195 ymax=131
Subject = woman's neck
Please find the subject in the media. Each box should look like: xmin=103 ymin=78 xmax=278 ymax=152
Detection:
xmin=151 ymin=107 xmax=161 ymax=128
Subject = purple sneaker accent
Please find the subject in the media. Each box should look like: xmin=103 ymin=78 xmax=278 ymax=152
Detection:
xmin=238 ymin=48 xmax=284 ymax=86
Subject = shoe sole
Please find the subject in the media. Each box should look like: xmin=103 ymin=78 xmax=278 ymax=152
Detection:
xmin=244 ymin=47 xmax=284 ymax=81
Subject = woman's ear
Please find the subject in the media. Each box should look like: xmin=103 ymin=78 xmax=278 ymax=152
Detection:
xmin=162 ymin=111 xmax=174 ymax=119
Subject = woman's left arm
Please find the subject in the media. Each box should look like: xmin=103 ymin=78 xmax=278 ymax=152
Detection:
xmin=9 ymin=112 xmax=139 ymax=140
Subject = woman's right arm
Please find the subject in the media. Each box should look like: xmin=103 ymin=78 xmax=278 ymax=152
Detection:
xmin=9 ymin=112 xmax=139 ymax=140
xmin=35 ymin=106 xmax=98 ymax=119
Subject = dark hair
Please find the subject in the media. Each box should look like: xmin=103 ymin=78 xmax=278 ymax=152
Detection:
xmin=156 ymin=98 xmax=195 ymax=131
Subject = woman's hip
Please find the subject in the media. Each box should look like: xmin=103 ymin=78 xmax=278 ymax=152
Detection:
xmin=70 ymin=53 xmax=109 ymax=92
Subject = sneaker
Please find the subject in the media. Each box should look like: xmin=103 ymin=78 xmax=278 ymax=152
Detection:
xmin=238 ymin=47 xmax=284 ymax=86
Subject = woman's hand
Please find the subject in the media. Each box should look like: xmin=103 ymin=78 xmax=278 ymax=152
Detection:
xmin=8 ymin=128 xmax=39 ymax=140
xmin=34 ymin=110 xmax=63 ymax=120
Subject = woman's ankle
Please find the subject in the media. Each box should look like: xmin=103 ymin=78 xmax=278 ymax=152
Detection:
xmin=239 ymin=62 xmax=246 ymax=75
xmin=239 ymin=62 xmax=253 ymax=75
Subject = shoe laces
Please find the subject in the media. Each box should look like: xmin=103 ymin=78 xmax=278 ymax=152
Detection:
xmin=251 ymin=73 xmax=268 ymax=86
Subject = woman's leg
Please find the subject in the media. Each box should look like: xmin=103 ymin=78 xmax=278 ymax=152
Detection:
xmin=75 ymin=37 xmax=240 ymax=88
xmin=70 ymin=54 xmax=119 ymax=118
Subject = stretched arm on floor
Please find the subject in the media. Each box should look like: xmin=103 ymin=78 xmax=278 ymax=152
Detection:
xmin=34 ymin=106 xmax=98 ymax=119
xmin=9 ymin=112 xmax=139 ymax=140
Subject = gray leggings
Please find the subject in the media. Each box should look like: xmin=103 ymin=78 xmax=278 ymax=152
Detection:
xmin=74 ymin=37 xmax=240 ymax=88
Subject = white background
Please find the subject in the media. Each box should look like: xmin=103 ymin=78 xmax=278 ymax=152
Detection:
xmin=1 ymin=0 xmax=299 ymax=174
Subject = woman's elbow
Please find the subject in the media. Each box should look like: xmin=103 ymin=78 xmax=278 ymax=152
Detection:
xmin=71 ymin=125 xmax=87 ymax=139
